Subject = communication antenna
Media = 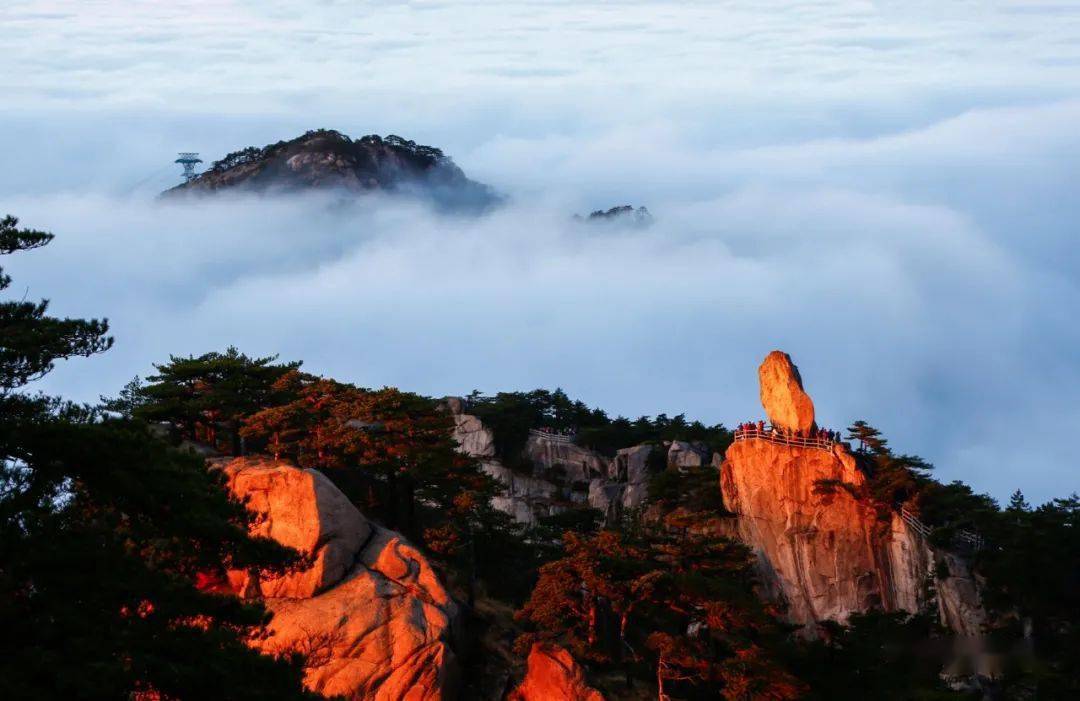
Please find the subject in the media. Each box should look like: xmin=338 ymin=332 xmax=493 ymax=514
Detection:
xmin=175 ymin=152 xmax=203 ymax=183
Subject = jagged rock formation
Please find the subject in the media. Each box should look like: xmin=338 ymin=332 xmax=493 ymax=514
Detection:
xmin=163 ymin=129 xmax=499 ymax=211
xmin=212 ymin=456 xmax=461 ymax=700
xmin=445 ymin=398 xmax=719 ymax=526
xmin=721 ymin=352 xmax=985 ymax=636
xmin=758 ymin=350 xmax=815 ymax=433
xmin=508 ymin=643 xmax=604 ymax=701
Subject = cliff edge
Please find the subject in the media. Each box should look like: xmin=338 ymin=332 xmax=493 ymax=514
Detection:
xmin=722 ymin=352 xmax=986 ymax=637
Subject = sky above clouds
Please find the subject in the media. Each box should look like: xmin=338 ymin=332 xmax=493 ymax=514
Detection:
xmin=3 ymin=1 xmax=1080 ymax=503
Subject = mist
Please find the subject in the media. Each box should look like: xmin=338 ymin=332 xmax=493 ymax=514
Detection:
xmin=4 ymin=1 xmax=1080 ymax=503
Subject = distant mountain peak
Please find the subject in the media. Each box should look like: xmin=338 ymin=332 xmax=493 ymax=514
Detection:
xmin=575 ymin=204 xmax=653 ymax=227
xmin=162 ymin=129 xmax=500 ymax=212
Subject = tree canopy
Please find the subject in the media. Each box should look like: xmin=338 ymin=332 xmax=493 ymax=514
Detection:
xmin=0 ymin=216 xmax=314 ymax=699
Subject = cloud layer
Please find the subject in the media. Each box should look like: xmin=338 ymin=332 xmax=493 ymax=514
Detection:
xmin=3 ymin=1 xmax=1080 ymax=503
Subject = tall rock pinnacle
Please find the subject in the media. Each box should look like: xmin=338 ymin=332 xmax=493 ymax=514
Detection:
xmin=758 ymin=350 xmax=816 ymax=433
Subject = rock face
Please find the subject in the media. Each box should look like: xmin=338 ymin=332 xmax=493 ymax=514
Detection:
xmin=508 ymin=643 xmax=604 ymax=701
xmin=721 ymin=436 xmax=985 ymax=635
xmin=216 ymin=457 xmax=461 ymax=700
xmin=667 ymin=440 xmax=709 ymax=470
xmin=444 ymin=398 xmax=711 ymax=526
xmin=721 ymin=439 xmax=882 ymax=625
xmin=219 ymin=459 xmax=371 ymax=598
xmin=164 ymin=129 xmax=499 ymax=212
xmin=758 ymin=350 xmax=815 ymax=433
xmin=452 ymin=413 xmax=496 ymax=459
xmin=525 ymin=433 xmax=608 ymax=485
xmin=481 ymin=461 xmax=559 ymax=525
xmin=611 ymin=444 xmax=656 ymax=510
xmin=722 ymin=352 xmax=985 ymax=636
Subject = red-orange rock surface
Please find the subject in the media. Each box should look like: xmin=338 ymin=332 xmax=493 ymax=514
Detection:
xmin=217 ymin=457 xmax=371 ymax=598
xmin=758 ymin=351 xmax=816 ymax=433
xmin=217 ymin=457 xmax=461 ymax=700
xmin=508 ymin=643 xmax=604 ymax=701
xmin=721 ymin=439 xmax=883 ymax=625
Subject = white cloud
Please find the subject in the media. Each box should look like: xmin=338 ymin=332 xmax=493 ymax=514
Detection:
xmin=2 ymin=2 xmax=1080 ymax=504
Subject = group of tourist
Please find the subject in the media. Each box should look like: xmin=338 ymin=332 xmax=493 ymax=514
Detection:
xmin=734 ymin=421 xmax=842 ymax=445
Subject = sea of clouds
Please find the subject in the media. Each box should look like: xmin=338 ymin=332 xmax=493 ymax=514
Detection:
xmin=4 ymin=1 xmax=1080 ymax=502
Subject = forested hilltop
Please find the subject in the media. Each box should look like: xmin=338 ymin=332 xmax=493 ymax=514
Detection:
xmin=2 ymin=215 xmax=1078 ymax=700
xmin=161 ymin=129 xmax=501 ymax=212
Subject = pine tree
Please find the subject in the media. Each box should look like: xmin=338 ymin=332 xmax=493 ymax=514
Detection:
xmin=0 ymin=215 xmax=112 ymax=388
xmin=845 ymin=421 xmax=932 ymax=507
xmin=1006 ymin=489 xmax=1031 ymax=514
xmin=0 ymin=216 xmax=314 ymax=699
xmin=135 ymin=347 xmax=301 ymax=455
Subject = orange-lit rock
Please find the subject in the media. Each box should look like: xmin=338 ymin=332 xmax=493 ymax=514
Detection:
xmin=721 ymin=425 xmax=985 ymax=635
xmin=216 ymin=456 xmax=371 ymax=598
xmin=758 ymin=351 xmax=815 ymax=433
xmin=219 ymin=457 xmax=461 ymax=700
xmin=721 ymin=439 xmax=880 ymax=625
xmin=508 ymin=643 xmax=604 ymax=701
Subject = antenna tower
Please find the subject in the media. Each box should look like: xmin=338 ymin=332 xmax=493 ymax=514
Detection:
xmin=175 ymin=152 xmax=203 ymax=183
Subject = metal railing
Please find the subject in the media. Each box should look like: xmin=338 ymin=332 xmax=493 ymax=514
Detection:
xmin=733 ymin=424 xmax=836 ymax=451
xmin=528 ymin=428 xmax=576 ymax=445
xmin=901 ymin=506 xmax=985 ymax=551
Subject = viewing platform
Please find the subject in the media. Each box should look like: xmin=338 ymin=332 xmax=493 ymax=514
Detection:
xmin=528 ymin=428 xmax=576 ymax=445
xmin=733 ymin=423 xmax=838 ymax=451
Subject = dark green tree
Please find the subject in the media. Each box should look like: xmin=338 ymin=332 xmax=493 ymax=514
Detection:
xmin=0 ymin=215 xmax=112 ymax=388
xmin=134 ymin=347 xmax=301 ymax=455
xmin=975 ymin=495 xmax=1080 ymax=698
xmin=846 ymin=420 xmax=933 ymax=508
xmin=0 ymin=216 xmax=314 ymax=699
xmin=792 ymin=611 xmax=966 ymax=700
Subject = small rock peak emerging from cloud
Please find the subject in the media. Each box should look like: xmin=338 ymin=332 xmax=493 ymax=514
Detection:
xmin=161 ymin=128 xmax=501 ymax=212
xmin=758 ymin=350 xmax=816 ymax=434
xmin=574 ymin=204 xmax=653 ymax=227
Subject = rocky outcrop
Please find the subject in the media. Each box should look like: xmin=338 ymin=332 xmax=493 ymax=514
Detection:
xmin=218 ymin=458 xmax=370 ymax=598
xmin=722 ymin=430 xmax=987 ymax=636
xmin=722 ymin=351 xmax=985 ymax=637
xmin=575 ymin=205 xmax=653 ymax=228
xmin=721 ymin=439 xmax=879 ymax=625
xmin=215 ymin=456 xmax=461 ymax=700
xmin=525 ymin=433 xmax=608 ymax=485
xmin=667 ymin=440 xmax=709 ymax=470
xmin=585 ymin=479 xmax=623 ymax=524
xmin=445 ymin=399 xmax=700 ymax=526
xmin=481 ymin=461 xmax=560 ymax=525
xmin=164 ymin=129 xmax=499 ymax=212
xmin=508 ymin=643 xmax=604 ymax=701
xmin=611 ymin=444 xmax=655 ymax=510
xmin=758 ymin=351 xmax=815 ymax=433
xmin=452 ymin=413 xmax=496 ymax=459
